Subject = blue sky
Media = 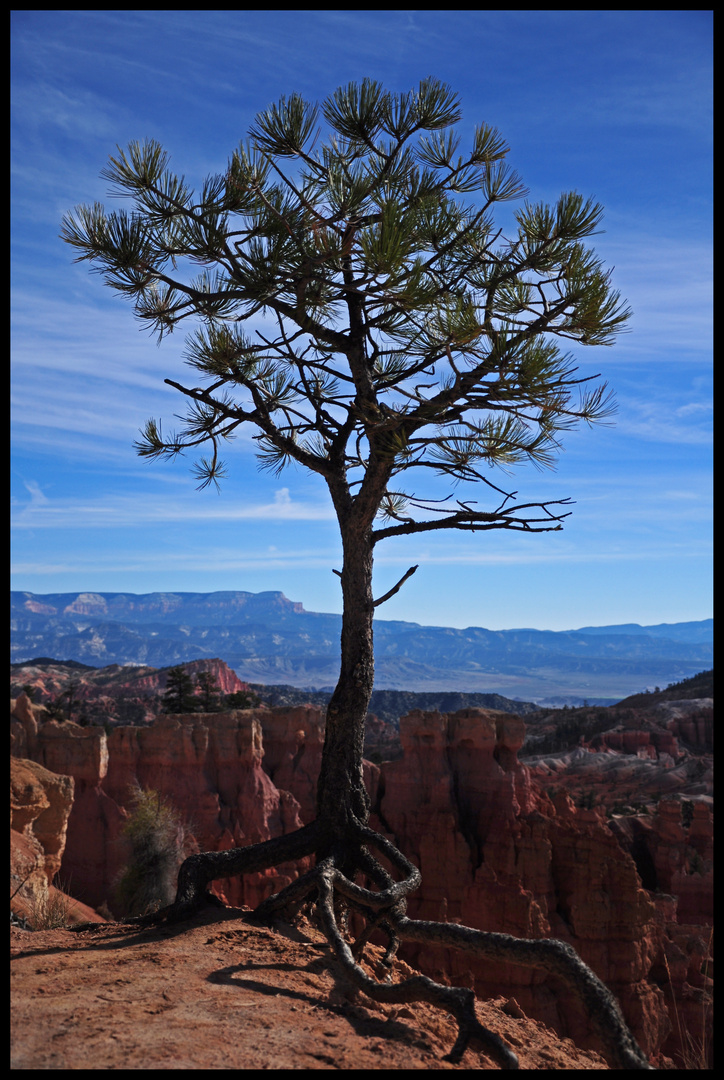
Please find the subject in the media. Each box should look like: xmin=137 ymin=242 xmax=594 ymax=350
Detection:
xmin=11 ymin=10 xmax=712 ymax=632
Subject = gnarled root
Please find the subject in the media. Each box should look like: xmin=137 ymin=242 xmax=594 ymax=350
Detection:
xmin=315 ymin=859 xmax=518 ymax=1068
xmin=114 ymin=820 xmax=322 ymax=928
xmin=156 ymin=819 xmax=653 ymax=1069
xmin=390 ymin=918 xmax=652 ymax=1070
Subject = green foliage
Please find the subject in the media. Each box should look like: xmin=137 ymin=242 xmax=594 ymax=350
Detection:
xmin=225 ymin=689 xmax=262 ymax=709
xmin=608 ymin=800 xmax=650 ymax=818
xmin=195 ymin=670 xmax=221 ymax=712
xmin=62 ymin=77 xmax=630 ymax=539
xmin=576 ymin=788 xmax=598 ymax=810
xmin=114 ymin=785 xmax=188 ymax=917
xmin=160 ymin=665 xmax=259 ymax=713
xmin=162 ymin=666 xmax=197 ymax=714
xmin=45 ymin=699 xmax=67 ymax=722
xmin=687 ymin=849 xmax=706 ymax=876
xmin=664 ymin=670 xmax=713 ymax=699
xmin=531 ymin=707 xmax=614 ymax=755
xmin=44 ymin=679 xmax=83 ymax=723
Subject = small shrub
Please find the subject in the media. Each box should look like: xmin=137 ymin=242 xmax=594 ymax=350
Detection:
xmin=114 ymin=785 xmax=189 ymax=917
xmin=687 ymin=850 xmax=706 ymax=877
xmin=225 ymin=690 xmax=262 ymax=709
xmin=681 ymin=799 xmax=694 ymax=829
xmin=29 ymin=884 xmax=72 ymax=931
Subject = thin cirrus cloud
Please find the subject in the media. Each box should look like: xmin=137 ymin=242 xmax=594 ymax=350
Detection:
xmin=12 ymin=541 xmax=698 ymax=582
xmin=612 ymin=395 xmax=712 ymax=447
xmin=12 ymin=543 xmax=340 ymax=575
xmin=11 ymin=486 xmax=335 ymax=529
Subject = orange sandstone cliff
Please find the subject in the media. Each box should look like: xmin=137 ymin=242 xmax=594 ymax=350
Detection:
xmin=10 ymin=694 xmax=712 ymax=1065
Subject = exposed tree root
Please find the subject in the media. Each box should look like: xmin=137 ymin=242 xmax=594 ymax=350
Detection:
xmin=91 ymin=819 xmax=654 ymax=1069
xmin=315 ymin=860 xmax=518 ymax=1069
xmin=390 ymin=918 xmax=651 ymax=1070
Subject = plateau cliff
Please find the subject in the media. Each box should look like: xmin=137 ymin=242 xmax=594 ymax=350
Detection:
xmin=11 ymin=590 xmax=713 ymax=702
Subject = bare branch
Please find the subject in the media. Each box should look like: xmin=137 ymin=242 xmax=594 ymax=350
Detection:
xmin=373 ymin=564 xmax=419 ymax=607
xmin=373 ymin=498 xmax=573 ymax=543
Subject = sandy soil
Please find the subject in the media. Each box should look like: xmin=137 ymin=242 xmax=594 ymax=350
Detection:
xmin=10 ymin=905 xmax=612 ymax=1070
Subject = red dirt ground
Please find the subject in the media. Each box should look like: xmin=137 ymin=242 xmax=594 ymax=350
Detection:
xmin=11 ymin=906 xmax=612 ymax=1070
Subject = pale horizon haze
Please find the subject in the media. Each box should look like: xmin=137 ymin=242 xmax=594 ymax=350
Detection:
xmin=11 ymin=11 xmax=712 ymax=632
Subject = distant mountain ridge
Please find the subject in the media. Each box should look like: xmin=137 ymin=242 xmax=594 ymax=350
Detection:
xmin=10 ymin=590 xmax=712 ymax=705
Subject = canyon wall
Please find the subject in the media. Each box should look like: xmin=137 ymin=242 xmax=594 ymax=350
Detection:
xmin=370 ymin=707 xmax=711 ymax=1064
xmin=10 ymin=693 xmax=103 ymax=926
xmin=10 ymin=695 xmax=310 ymax=912
xmin=11 ymin=754 xmax=74 ymax=919
xmin=371 ymin=709 xmax=664 ymax=1057
xmin=10 ymin=693 xmax=712 ymax=1064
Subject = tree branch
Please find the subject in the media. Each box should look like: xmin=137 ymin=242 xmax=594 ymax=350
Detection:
xmin=373 ymin=500 xmax=572 ymax=543
xmin=373 ymin=565 xmax=419 ymax=607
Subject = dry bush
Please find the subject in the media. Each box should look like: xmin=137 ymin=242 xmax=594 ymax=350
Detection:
xmin=29 ymin=884 xmax=72 ymax=931
xmin=114 ymin=785 xmax=190 ymax=917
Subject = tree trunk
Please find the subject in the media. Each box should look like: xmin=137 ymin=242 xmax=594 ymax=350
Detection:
xmin=315 ymin=518 xmax=375 ymax=831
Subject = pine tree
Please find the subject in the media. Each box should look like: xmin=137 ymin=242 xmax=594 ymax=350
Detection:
xmin=225 ymin=689 xmax=261 ymax=709
xmin=195 ymin=669 xmax=221 ymax=712
xmin=61 ymin=79 xmax=649 ymax=1069
xmin=162 ymin=666 xmax=197 ymax=714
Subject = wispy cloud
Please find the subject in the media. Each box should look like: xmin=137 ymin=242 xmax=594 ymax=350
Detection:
xmin=587 ymin=231 xmax=712 ymax=363
xmin=22 ymin=480 xmax=49 ymax=507
xmin=613 ymin=391 xmax=713 ymax=447
xmin=11 ymin=486 xmax=335 ymax=529
xmin=11 ymin=546 xmax=341 ymax=577
xmin=382 ymin=545 xmax=710 ymax=568
xmin=10 ymin=10 xmax=711 ymax=626
xmin=12 ymin=536 xmax=709 ymax=583
xmin=12 ymin=81 xmax=124 ymax=143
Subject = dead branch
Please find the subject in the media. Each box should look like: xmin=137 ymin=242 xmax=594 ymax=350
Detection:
xmin=373 ymin=565 xmax=419 ymax=607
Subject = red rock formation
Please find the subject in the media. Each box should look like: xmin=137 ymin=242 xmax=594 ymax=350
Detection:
xmin=18 ymin=717 xmax=128 ymax=913
xmin=11 ymin=756 xmax=74 ymax=883
xmin=10 ymin=691 xmax=40 ymax=758
xmin=9 ymin=755 xmax=98 ymax=926
xmin=249 ymin=704 xmax=325 ymax=823
xmin=371 ymin=708 xmax=673 ymax=1058
xmin=10 ymin=658 xmax=252 ymax=717
xmin=11 ymin=705 xmax=308 ymax=913
xmin=105 ymin=711 xmax=307 ymax=909
xmin=172 ymin=658 xmax=251 ymax=698
xmin=589 ymin=727 xmax=680 ymax=759
xmin=10 ymin=695 xmax=712 ymax=1065
xmin=647 ymin=799 xmax=713 ymax=924
xmin=658 ymin=699 xmax=713 ymax=751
